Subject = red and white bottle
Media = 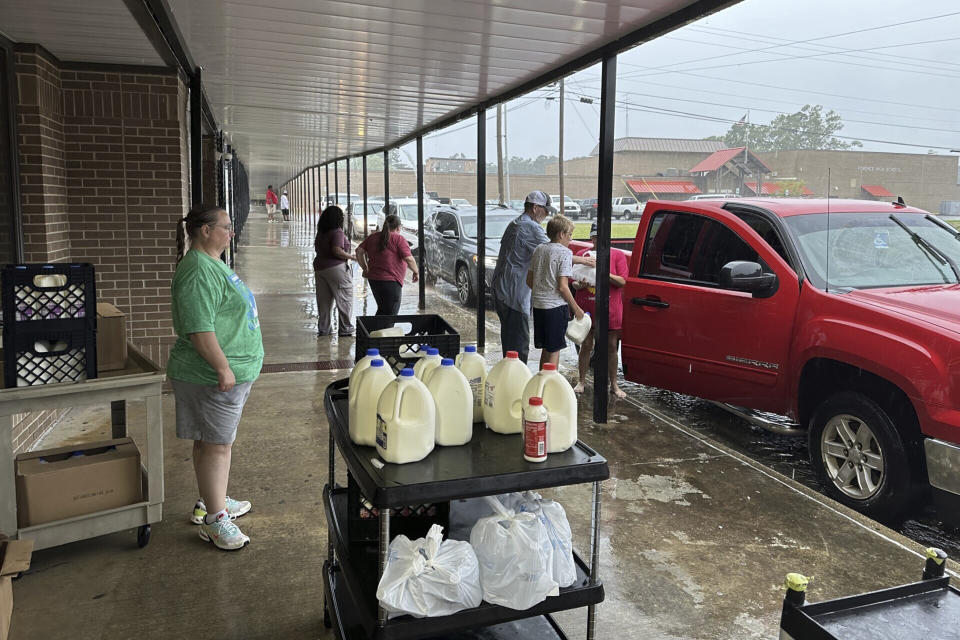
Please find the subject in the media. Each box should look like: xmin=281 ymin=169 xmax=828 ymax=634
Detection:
xmin=523 ymin=397 xmax=548 ymax=463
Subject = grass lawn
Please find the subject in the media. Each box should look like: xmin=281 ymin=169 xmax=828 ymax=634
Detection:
xmin=950 ymin=220 xmax=960 ymax=231
xmin=569 ymin=221 xmax=639 ymax=240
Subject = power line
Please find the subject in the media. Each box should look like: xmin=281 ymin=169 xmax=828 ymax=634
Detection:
xmin=620 ymin=10 xmax=960 ymax=75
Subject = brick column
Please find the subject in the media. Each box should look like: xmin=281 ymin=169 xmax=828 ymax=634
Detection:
xmin=15 ymin=45 xmax=68 ymax=263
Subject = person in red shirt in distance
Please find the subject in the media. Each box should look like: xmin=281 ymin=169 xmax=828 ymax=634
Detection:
xmin=572 ymin=222 xmax=629 ymax=398
xmin=265 ymin=185 xmax=279 ymax=222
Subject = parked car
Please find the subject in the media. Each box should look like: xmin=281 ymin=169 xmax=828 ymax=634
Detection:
xmin=374 ymin=198 xmax=440 ymax=255
xmin=423 ymin=205 xmax=517 ymax=305
xmin=580 ymin=197 xmax=599 ymax=219
xmin=549 ymin=195 xmax=582 ymax=219
xmin=612 ymin=196 xmax=642 ymax=220
xmin=621 ymin=197 xmax=960 ymax=522
xmin=451 ymin=198 xmax=471 ymax=207
xmin=351 ymin=202 xmax=380 ymax=237
xmin=508 ymin=199 xmax=526 ymax=211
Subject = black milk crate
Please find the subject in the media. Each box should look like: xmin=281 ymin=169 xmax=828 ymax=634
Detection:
xmin=346 ymin=473 xmax=449 ymax=544
xmin=1 ymin=263 xmax=97 ymax=325
xmin=2 ymin=328 xmax=97 ymax=388
xmin=355 ymin=314 xmax=459 ymax=373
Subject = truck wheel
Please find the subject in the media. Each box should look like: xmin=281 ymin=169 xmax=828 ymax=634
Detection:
xmin=808 ymin=391 xmax=914 ymax=521
xmin=456 ymin=265 xmax=476 ymax=306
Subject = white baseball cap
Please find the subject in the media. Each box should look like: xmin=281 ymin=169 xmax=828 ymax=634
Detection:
xmin=524 ymin=190 xmax=557 ymax=214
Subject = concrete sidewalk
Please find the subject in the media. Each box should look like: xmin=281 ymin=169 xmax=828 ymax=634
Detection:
xmin=10 ymin=211 xmax=955 ymax=639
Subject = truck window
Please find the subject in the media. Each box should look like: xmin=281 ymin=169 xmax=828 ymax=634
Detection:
xmin=641 ymin=211 xmax=764 ymax=287
xmin=729 ymin=210 xmax=791 ymax=266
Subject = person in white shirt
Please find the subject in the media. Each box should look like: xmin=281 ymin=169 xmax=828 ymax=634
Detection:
xmin=280 ymin=191 xmax=290 ymax=222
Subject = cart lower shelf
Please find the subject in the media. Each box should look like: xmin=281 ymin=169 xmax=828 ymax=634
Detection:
xmin=323 ymin=561 xmax=570 ymax=640
xmin=323 ymin=485 xmax=602 ymax=640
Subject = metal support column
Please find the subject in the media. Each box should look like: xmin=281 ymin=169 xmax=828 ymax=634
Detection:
xmin=592 ymin=55 xmax=617 ymax=424
xmin=476 ymin=109 xmax=487 ymax=352
xmin=362 ymin=156 xmax=369 ymax=239
xmin=586 ymin=479 xmax=603 ymax=639
xmin=334 ymin=161 xmax=339 ymax=204
xmin=383 ymin=150 xmax=390 ymax=219
xmin=416 ymin=137 xmax=425 ymax=310
xmin=326 ymin=164 xmax=331 ymax=206
xmin=189 ymin=67 xmax=203 ymax=207
xmin=345 ymin=160 xmax=352 ymax=239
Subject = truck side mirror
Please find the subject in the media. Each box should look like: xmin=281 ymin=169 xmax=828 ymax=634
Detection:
xmin=442 ymin=229 xmax=458 ymax=239
xmin=719 ymin=261 xmax=778 ymax=298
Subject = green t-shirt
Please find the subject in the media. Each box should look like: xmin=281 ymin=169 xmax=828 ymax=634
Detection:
xmin=167 ymin=250 xmax=264 ymax=385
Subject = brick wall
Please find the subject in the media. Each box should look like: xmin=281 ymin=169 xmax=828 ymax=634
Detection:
xmin=58 ymin=65 xmax=187 ymax=365
xmin=15 ymin=45 xmax=69 ymax=263
xmin=9 ymin=48 xmax=195 ymax=450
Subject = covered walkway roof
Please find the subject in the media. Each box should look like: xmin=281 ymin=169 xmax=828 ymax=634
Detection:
xmin=0 ymin=0 xmax=738 ymax=192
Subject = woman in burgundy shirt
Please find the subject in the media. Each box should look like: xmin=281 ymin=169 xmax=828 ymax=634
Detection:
xmin=356 ymin=214 xmax=419 ymax=315
xmin=313 ymin=206 xmax=356 ymax=336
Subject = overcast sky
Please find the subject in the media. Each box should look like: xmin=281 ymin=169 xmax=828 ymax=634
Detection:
xmin=417 ymin=0 xmax=960 ymax=162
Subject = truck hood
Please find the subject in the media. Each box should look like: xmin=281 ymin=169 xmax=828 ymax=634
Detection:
xmin=847 ymin=285 xmax=960 ymax=335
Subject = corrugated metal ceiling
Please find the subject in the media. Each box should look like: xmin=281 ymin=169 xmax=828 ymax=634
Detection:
xmin=166 ymin=0 xmax=716 ymax=193
xmin=1 ymin=0 xmax=735 ymax=194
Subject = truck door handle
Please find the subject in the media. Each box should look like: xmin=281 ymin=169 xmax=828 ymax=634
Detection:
xmin=632 ymin=297 xmax=670 ymax=309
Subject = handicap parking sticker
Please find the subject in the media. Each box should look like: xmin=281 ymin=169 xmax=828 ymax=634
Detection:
xmin=874 ymin=231 xmax=889 ymax=249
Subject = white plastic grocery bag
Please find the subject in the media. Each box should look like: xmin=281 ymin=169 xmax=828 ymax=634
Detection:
xmin=469 ymin=496 xmax=559 ymax=609
xmin=501 ymin=491 xmax=577 ymax=588
xmin=376 ymin=524 xmax=483 ymax=618
xmin=571 ymin=250 xmax=596 ymax=286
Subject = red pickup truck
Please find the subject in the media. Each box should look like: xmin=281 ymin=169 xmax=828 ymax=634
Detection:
xmin=619 ymin=197 xmax=960 ymax=521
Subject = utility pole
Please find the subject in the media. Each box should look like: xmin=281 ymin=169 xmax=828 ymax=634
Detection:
xmin=503 ymin=104 xmax=511 ymax=203
xmin=624 ymin=92 xmax=630 ymax=138
xmin=497 ymin=103 xmax=505 ymax=204
xmin=559 ymin=77 xmax=565 ymax=212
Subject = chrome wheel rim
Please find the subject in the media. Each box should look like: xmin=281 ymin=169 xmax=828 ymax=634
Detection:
xmin=821 ymin=413 xmax=884 ymax=500
xmin=457 ymin=269 xmax=470 ymax=304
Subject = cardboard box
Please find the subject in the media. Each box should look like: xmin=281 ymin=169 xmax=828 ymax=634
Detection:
xmin=0 ymin=538 xmax=33 ymax=640
xmin=96 ymin=302 xmax=127 ymax=371
xmin=15 ymin=438 xmax=142 ymax=528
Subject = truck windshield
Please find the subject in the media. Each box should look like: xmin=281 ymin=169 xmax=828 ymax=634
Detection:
xmin=783 ymin=212 xmax=960 ymax=290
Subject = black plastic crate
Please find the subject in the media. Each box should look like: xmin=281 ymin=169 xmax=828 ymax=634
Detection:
xmin=346 ymin=473 xmax=449 ymax=544
xmin=355 ymin=314 xmax=459 ymax=373
xmin=1 ymin=263 xmax=96 ymax=324
xmin=2 ymin=328 xmax=97 ymax=388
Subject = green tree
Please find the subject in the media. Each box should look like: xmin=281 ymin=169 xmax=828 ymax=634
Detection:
xmin=349 ymin=149 xmax=408 ymax=171
xmin=720 ymin=105 xmax=862 ymax=152
xmin=486 ymin=155 xmax=560 ymax=175
xmin=773 ymin=179 xmax=807 ymax=196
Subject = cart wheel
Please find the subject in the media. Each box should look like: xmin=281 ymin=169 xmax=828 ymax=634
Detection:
xmin=137 ymin=524 xmax=151 ymax=548
xmin=323 ymin=603 xmax=332 ymax=629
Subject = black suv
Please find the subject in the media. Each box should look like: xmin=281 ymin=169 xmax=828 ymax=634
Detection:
xmin=422 ymin=205 xmax=518 ymax=306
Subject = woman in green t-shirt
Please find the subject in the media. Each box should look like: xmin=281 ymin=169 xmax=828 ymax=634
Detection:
xmin=169 ymin=205 xmax=264 ymax=551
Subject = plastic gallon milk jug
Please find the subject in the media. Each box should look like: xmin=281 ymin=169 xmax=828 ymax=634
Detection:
xmin=376 ymin=368 xmax=436 ymax=464
xmin=349 ymin=359 xmax=395 ymax=446
xmin=414 ymin=347 xmax=443 ymax=381
xmin=565 ymin=312 xmax=592 ymax=346
xmin=426 ymin=359 xmax=473 ymax=446
xmin=349 ymin=348 xmax=382 ymax=392
xmin=483 ymin=350 xmax=532 ymax=434
xmin=370 ymin=326 xmax=404 ymax=338
xmin=523 ymin=397 xmax=548 ymax=463
xmin=518 ymin=363 xmax=577 ymax=453
xmin=455 ymin=345 xmax=487 ymax=422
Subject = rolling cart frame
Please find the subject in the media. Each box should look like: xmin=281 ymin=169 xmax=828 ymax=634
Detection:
xmin=0 ymin=344 xmax=164 ymax=550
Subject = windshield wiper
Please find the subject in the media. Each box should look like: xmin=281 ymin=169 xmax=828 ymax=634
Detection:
xmin=890 ymin=214 xmax=960 ymax=283
xmin=925 ymin=214 xmax=960 ymax=241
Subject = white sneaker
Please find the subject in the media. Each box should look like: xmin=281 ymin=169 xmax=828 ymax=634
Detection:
xmin=199 ymin=513 xmax=250 ymax=551
xmin=191 ymin=496 xmax=252 ymax=525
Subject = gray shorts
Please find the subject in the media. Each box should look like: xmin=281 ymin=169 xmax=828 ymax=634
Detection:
xmin=172 ymin=379 xmax=253 ymax=445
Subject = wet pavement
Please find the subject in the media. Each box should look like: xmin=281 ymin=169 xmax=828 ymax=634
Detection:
xmin=9 ymin=209 xmax=959 ymax=639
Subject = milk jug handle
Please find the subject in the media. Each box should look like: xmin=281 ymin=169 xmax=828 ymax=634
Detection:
xmin=392 ymin=382 xmax=405 ymax=421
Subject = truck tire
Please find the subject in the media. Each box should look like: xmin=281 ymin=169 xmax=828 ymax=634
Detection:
xmin=808 ymin=391 xmax=914 ymax=522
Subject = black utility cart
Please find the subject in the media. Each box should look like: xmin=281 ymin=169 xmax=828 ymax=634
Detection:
xmin=322 ymin=378 xmax=609 ymax=639
xmin=779 ymin=548 xmax=958 ymax=639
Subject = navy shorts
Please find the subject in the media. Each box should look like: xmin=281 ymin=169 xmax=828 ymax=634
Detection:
xmin=533 ymin=304 xmax=569 ymax=353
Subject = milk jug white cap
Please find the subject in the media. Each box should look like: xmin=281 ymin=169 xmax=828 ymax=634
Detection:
xmin=400 ymin=368 xmax=415 ymax=377
xmin=505 ymin=350 xmax=519 ymax=359
xmin=441 ymin=358 xmax=454 ymax=366
xmin=366 ymin=348 xmax=380 ymax=357
xmin=427 ymin=348 xmax=439 ymax=356
xmin=464 ymin=345 xmax=477 ymax=353
xmin=371 ymin=359 xmax=385 ymax=367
